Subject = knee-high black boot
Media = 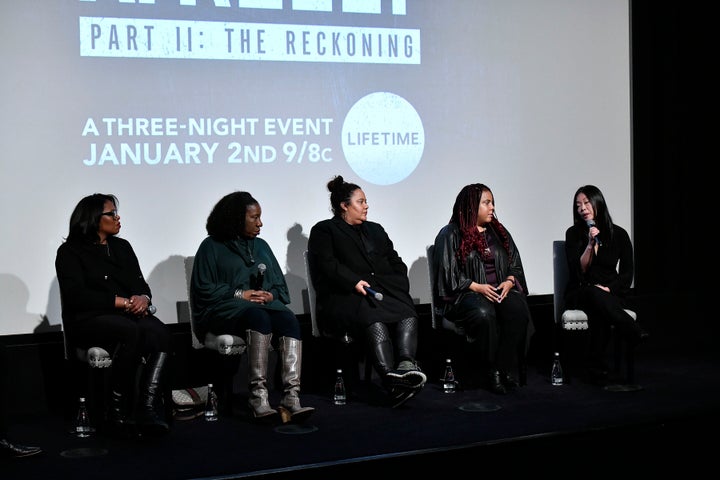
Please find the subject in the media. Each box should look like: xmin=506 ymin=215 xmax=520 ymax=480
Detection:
xmin=369 ymin=338 xmax=395 ymax=382
xmin=106 ymin=348 xmax=136 ymax=434
xmin=137 ymin=352 xmax=169 ymax=434
xmin=395 ymin=317 xmax=421 ymax=371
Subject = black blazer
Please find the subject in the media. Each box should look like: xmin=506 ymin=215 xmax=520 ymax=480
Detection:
xmin=307 ymin=216 xmax=415 ymax=336
xmin=55 ymin=236 xmax=152 ymax=329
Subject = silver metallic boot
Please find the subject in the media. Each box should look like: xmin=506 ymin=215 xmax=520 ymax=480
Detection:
xmin=246 ymin=330 xmax=279 ymax=422
xmin=277 ymin=337 xmax=315 ymax=424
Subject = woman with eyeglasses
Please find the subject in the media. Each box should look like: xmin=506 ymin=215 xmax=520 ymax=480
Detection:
xmin=55 ymin=193 xmax=172 ymax=436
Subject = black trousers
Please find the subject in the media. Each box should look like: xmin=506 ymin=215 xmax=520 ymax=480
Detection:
xmin=445 ymin=290 xmax=531 ymax=374
xmin=209 ymin=307 xmax=301 ymax=341
xmin=71 ymin=314 xmax=171 ymax=392
xmin=567 ymin=286 xmax=637 ymax=370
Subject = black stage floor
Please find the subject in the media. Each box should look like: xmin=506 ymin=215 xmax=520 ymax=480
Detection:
xmin=4 ymin=347 xmax=719 ymax=479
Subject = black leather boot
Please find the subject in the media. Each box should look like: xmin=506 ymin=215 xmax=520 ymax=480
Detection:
xmin=370 ymin=339 xmax=396 ymax=386
xmin=137 ymin=352 xmax=170 ymax=435
xmin=0 ymin=438 xmax=42 ymax=458
xmin=487 ymin=369 xmax=507 ymax=395
xmin=107 ymin=389 xmax=135 ymax=430
xmin=500 ymin=372 xmax=519 ymax=391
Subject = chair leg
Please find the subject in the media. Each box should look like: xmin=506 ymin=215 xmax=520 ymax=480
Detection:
xmin=217 ymin=355 xmax=240 ymax=416
xmin=625 ymin=346 xmax=636 ymax=384
xmin=612 ymin=325 xmax=622 ymax=374
xmin=364 ymin=355 xmax=373 ymax=383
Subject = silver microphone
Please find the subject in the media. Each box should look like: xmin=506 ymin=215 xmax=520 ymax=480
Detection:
xmin=363 ymin=286 xmax=384 ymax=301
xmin=255 ymin=263 xmax=267 ymax=290
xmin=147 ymin=304 xmax=157 ymax=315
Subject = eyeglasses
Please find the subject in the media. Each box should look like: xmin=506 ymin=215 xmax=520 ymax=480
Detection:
xmin=100 ymin=210 xmax=119 ymax=219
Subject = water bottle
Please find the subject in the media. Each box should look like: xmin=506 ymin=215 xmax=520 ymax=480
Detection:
xmin=551 ymin=352 xmax=564 ymax=386
xmin=443 ymin=358 xmax=456 ymax=393
xmin=333 ymin=369 xmax=347 ymax=405
xmin=204 ymin=383 xmax=219 ymax=421
xmin=75 ymin=397 xmax=92 ymax=437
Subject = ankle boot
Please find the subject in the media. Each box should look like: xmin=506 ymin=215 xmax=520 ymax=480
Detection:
xmin=487 ymin=369 xmax=507 ymax=395
xmin=277 ymin=337 xmax=314 ymax=424
xmin=246 ymin=330 xmax=279 ymax=422
xmin=137 ymin=352 xmax=170 ymax=434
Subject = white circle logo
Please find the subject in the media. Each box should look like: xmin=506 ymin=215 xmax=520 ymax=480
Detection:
xmin=341 ymin=92 xmax=425 ymax=186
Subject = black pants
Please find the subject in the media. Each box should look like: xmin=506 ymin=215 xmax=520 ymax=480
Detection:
xmin=568 ymin=286 xmax=637 ymax=370
xmin=445 ymin=290 xmax=531 ymax=374
xmin=71 ymin=314 xmax=171 ymax=392
xmin=209 ymin=306 xmax=301 ymax=340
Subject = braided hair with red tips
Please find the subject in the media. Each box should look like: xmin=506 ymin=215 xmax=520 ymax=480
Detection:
xmin=449 ymin=184 xmax=510 ymax=262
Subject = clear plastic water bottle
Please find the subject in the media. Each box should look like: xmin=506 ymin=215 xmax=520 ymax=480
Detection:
xmin=551 ymin=352 xmax=564 ymax=386
xmin=75 ymin=397 xmax=92 ymax=437
xmin=333 ymin=369 xmax=346 ymax=405
xmin=443 ymin=358 xmax=456 ymax=393
xmin=204 ymin=383 xmax=219 ymax=421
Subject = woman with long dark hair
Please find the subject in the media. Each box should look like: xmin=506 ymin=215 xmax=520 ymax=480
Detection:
xmin=564 ymin=185 xmax=648 ymax=384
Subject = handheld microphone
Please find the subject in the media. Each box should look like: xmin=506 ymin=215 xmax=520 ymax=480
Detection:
xmin=586 ymin=219 xmax=602 ymax=246
xmin=147 ymin=304 xmax=157 ymax=315
xmin=363 ymin=286 xmax=384 ymax=301
xmin=255 ymin=263 xmax=266 ymax=290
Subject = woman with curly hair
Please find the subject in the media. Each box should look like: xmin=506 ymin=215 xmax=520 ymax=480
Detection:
xmin=190 ymin=191 xmax=313 ymax=424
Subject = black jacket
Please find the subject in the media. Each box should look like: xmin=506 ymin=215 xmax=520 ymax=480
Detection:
xmin=432 ymin=222 xmax=529 ymax=314
xmin=307 ymin=216 xmax=415 ymax=336
xmin=55 ymin=236 xmax=152 ymax=328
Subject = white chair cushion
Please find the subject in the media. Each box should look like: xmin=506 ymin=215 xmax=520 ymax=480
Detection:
xmin=82 ymin=347 xmax=113 ymax=368
xmin=561 ymin=309 xmax=637 ymax=331
xmin=204 ymin=332 xmax=246 ymax=355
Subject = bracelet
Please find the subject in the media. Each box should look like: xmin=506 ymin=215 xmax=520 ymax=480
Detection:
xmin=506 ymin=278 xmax=515 ymax=286
xmin=234 ymin=289 xmax=244 ymax=299
xmin=142 ymin=294 xmax=151 ymax=303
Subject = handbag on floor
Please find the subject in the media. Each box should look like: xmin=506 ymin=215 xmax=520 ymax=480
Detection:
xmin=171 ymin=386 xmax=207 ymax=420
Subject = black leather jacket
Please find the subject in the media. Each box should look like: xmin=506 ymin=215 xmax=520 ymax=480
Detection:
xmin=431 ymin=222 xmax=528 ymax=314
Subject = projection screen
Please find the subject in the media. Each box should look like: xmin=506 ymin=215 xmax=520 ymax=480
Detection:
xmin=0 ymin=0 xmax=631 ymax=335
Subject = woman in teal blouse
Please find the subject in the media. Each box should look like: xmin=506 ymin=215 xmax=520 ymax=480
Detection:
xmin=190 ymin=191 xmax=313 ymax=424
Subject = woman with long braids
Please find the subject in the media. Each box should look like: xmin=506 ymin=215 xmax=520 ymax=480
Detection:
xmin=431 ymin=183 xmax=533 ymax=395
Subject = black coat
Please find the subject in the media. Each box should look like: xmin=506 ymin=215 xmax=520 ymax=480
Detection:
xmin=432 ymin=222 xmax=529 ymax=311
xmin=55 ymin=236 xmax=152 ymax=329
xmin=307 ymin=216 xmax=416 ymax=337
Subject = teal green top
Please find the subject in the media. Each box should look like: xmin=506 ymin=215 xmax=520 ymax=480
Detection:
xmin=190 ymin=235 xmax=291 ymax=338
